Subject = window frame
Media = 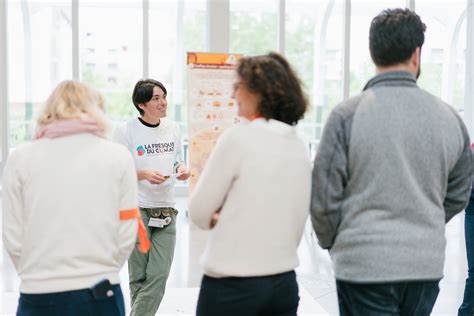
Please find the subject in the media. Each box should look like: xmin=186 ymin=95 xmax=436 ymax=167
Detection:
xmin=1 ymin=0 xmax=474 ymax=175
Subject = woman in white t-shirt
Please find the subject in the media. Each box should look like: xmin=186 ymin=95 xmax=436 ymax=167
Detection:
xmin=113 ymin=79 xmax=190 ymax=316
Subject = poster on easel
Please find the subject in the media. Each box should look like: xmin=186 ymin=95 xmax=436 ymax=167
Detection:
xmin=187 ymin=52 xmax=242 ymax=191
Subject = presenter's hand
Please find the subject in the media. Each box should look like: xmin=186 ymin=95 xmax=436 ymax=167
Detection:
xmin=210 ymin=208 xmax=221 ymax=229
xmin=138 ymin=170 xmax=167 ymax=185
xmin=176 ymin=165 xmax=191 ymax=181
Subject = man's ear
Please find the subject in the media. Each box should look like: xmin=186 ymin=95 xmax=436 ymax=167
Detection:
xmin=411 ymin=47 xmax=421 ymax=69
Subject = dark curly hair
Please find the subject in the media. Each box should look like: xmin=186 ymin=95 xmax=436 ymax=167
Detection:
xmin=237 ymin=52 xmax=308 ymax=125
xmin=369 ymin=8 xmax=426 ymax=67
xmin=132 ymin=79 xmax=167 ymax=116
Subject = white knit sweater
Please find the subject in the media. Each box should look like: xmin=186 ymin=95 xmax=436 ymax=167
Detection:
xmin=2 ymin=133 xmax=138 ymax=293
xmin=189 ymin=119 xmax=311 ymax=278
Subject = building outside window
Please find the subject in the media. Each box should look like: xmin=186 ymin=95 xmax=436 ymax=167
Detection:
xmin=1 ymin=0 xmax=472 ymax=173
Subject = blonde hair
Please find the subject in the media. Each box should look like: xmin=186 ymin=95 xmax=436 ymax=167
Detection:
xmin=37 ymin=80 xmax=109 ymax=132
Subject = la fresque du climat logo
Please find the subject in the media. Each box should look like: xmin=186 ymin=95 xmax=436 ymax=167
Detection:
xmin=136 ymin=142 xmax=175 ymax=156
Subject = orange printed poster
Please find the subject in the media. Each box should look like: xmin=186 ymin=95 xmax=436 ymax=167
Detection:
xmin=187 ymin=52 xmax=242 ymax=191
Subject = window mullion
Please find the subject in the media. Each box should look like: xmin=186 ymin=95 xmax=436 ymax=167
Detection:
xmin=143 ymin=0 xmax=149 ymax=78
xmin=72 ymin=0 xmax=79 ymax=80
xmin=0 ymin=0 xmax=9 ymax=175
xmin=342 ymin=0 xmax=351 ymax=100
xmin=465 ymin=0 xmax=474 ymax=138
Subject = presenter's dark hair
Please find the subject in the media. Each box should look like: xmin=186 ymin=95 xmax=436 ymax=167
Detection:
xmin=236 ymin=52 xmax=308 ymax=125
xmin=369 ymin=8 xmax=426 ymax=66
xmin=132 ymin=79 xmax=167 ymax=115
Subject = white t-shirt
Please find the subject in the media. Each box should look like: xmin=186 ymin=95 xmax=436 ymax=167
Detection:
xmin=114 ymin=117 xmax=182 ymax=208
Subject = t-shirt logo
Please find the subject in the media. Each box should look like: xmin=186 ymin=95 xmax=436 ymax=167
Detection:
xmin=136 ymin=145 xmax=145 ymax=156
xmin=136 ymin=142 xmax=174 ymax=157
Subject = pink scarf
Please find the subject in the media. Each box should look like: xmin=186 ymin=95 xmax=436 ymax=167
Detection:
xmin=34 ymin=118 xmax=105 ymax=140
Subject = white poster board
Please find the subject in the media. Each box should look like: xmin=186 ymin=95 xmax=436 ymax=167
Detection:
xmin=187 ymin=52 xmax=242 ymax=191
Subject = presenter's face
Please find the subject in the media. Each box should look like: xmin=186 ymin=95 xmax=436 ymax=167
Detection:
xmin=140 ymin=86 xmax=167 ymax=119
xmin=233 ymin=79 xmax=260 ymax=120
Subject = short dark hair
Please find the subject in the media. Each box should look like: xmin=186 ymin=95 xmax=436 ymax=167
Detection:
xmin=237 ymin=52 xmax=308 ymax=125
xmin=369 ymin=8 xmax=426 ymax=66
xmin=132 ymin=79 xmax=167 ymax=115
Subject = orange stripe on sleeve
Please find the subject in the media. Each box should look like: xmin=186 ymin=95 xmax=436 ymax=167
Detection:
xmin=120 ymin=208 xmax=151 ymax=253
xmin=120 ymin=208 xmax=140 ymax=220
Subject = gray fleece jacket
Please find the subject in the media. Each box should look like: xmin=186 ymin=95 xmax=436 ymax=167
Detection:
xmin=311 ymin=71 xmax=473 ymax=282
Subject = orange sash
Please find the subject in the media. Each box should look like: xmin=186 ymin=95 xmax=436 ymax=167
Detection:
xmin=120 ymin=208 xmax=151 ymax=253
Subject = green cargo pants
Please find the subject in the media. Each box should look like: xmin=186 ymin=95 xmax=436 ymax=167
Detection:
xmin=128 ymin=207 xmax=177 ymax=316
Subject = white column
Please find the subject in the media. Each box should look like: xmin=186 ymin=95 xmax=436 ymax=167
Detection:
xmin=406 ymin=0 xmax=415 ymax=11
xmin=207 ymin=0 xmax=229 ymax=53
xmin=441 ymin=11 xmax=466 ymax=105
xmin=465 ymin=0 xmax=474 ymax=139
xmin=277 ymin=0 xmax=286 ymax=54
xmin=0 ymin=0 xmax=9 ymax=175
xmin=143 ymin=0 xmax=149 ymax=78
xmin=173 ymin=0 xmax=184 ymax=119
xmin=72 ymin=0 xmax=79 ymax=80
xmin=342 ymin=0 xmax=351 ymax=100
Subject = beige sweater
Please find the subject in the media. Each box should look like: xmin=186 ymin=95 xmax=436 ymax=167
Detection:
xmin=189 ymin=119 xmax=311 ymax=278
xmin=2 ymin=133 xmax=138 ymax=293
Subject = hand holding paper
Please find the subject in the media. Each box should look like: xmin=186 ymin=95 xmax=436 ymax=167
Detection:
xmin=175 ymin=165 xmax=191 ymax=181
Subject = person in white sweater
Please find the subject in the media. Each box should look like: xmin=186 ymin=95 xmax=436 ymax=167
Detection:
xmin=189 ymin=52 xmax=311 ymax=316
xmin=2 ymin=81 xmax=148 ymax=316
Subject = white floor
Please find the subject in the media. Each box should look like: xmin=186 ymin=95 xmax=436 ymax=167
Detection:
xmin=0 ymin=196 xmax=469 ymax=315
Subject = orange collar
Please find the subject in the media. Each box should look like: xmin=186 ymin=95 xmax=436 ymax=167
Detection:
xmin=250 ymin=114 xmax=264 ymax=121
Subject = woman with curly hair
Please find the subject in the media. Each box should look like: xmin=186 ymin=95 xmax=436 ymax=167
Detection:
xmin=189 ymin=52 xmax=311 ymax=316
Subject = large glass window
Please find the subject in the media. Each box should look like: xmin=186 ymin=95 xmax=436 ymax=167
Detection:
xmin=286 ymin=0 xmax=344 ymax=145
xmin=230 ymin=0 xmax=278 ymax=55
xmin=8 ymin=0 xmax=72 ymax=147
xmin=349 ymin=0 xmax=406 ymax=96
xmin=416 ymin=0 xmax=467 ymax=112
xmin=149 ymin=0 xmax=207 ymax=138
xmin=2 ymin=0 xmax=473 ymax=165
xmin=79 ymin=0 xmax=142 ymax=121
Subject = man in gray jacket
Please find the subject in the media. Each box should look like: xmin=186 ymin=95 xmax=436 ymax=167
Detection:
xmin=311 ymin=8 xmax=472 ymax=316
